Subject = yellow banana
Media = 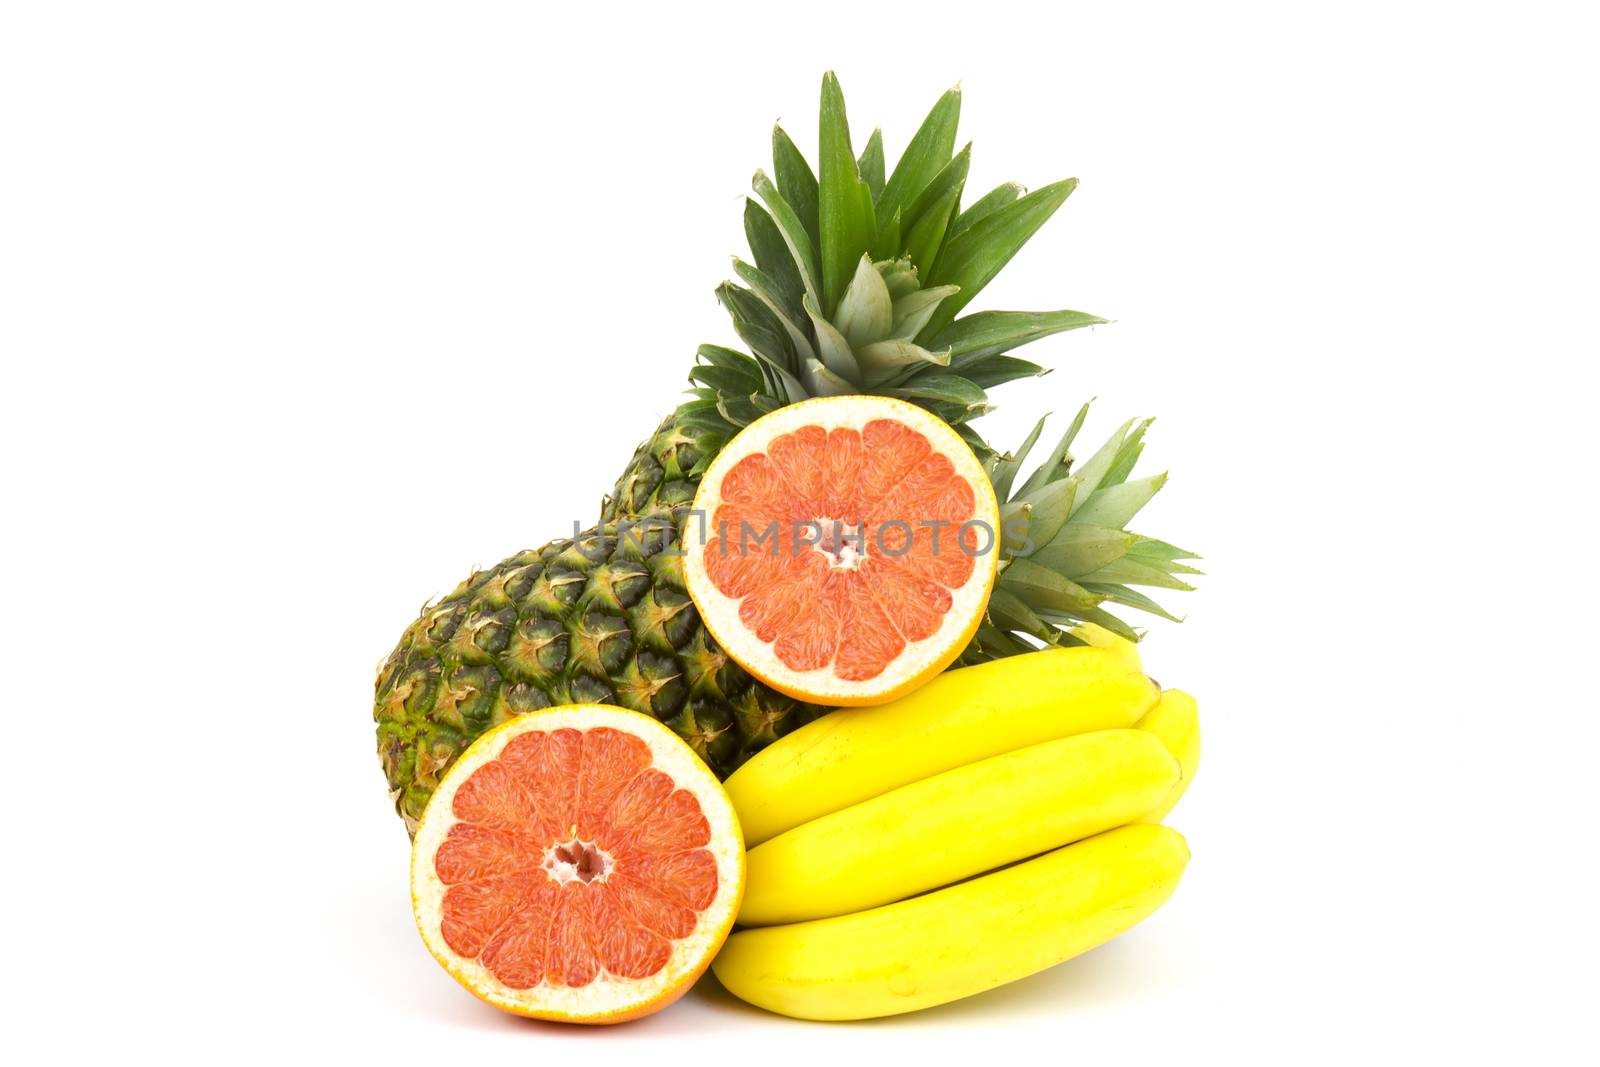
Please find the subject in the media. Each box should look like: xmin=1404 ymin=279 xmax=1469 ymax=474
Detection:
xmin=739 ymin=728 xmax=1177 ymax=925
xmin=1068 ymin=621 xmax=1143 ymax=671
xmin=1135 ymin=689 xmax=1200 ymax=822
xmin=725 ymin=646 xmax=1160 ymax=845
xmin=713 ymin=823 xmax=1190 ymax=1020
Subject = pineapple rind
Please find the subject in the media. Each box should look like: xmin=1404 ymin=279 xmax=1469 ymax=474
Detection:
xmin=376 ymin=431 xmax=823 ymax=831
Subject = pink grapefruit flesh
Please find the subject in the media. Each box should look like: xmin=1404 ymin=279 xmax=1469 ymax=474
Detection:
xmin=410 ymin=705 xmax=745 ymax=1023
xmin=685 ymin=396 xmax=1000 ymax=705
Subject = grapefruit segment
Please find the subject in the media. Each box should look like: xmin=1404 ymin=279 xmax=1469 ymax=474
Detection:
xmin=820 ymin=425 xmax=863 ymax=515
xmin=905 ymin=521 xmax=980 ymax=588
xmin=433 ymin=823 xmax=529 ymax=883
xmin=833 ymin=574 xmax=907 ymax=682
xmin=860 ymin=558 xmax=950 ymax=643
xmin=411 ymin=705 xmax=745 ymax=1023
xmin=765 ymin=423 xmax=829 ymax=501
xmin=860 ymin=416 xmax=932 ymax=499
xmin=440 ymin=872 xmax=546 ymax=959
xmin=685 ymin=396 xmax=1001 ymax=705
xmin=720 ymin=451 xmax=789 ymax=509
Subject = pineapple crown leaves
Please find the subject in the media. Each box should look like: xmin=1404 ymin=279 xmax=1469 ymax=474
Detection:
xmin=670 ymin=74 xmax=1198 ymax=647
xmin=677 ymin=72 xmax=1106 ymax=447
xmin=971 ymin=402 xmax=1202 ymax=659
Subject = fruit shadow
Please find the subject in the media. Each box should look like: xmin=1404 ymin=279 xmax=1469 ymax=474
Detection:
xmin=691 ymin=933 xmax=1171 ymax=1027
xmin=333 ymin=872 xmax=1168 ymax=1034
xmin=372 ymin=962 xmax=729 ymax=1039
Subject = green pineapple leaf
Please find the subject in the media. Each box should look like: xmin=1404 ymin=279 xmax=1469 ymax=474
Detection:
xmin=818 ymin=72 xmax=877 ymax=315
xmin=902 ymin=143 xmax=970 ymax=233
xmin=876 ymin=86 xmax=961 ymax=243
xmin=1046 ymin=605 xmax=1142 ymax=641
xmin=856 ymin=340 xmax=950 ymax=388
xmin=675 ymin=398 xmax=740 ymax=435
xmin=903 ymin=185 xmax=960 ymax=280
xmin=752 ymin=170 xmax=822 ymax=310
xmin=731 ymin=259 xmax=817 ymax=362
xmin=716 ymin=393 xmax=771 ymax=427
xmin=708 ymin=292 xmax=807 ymax=402
xmin=858 ymin=128 xmax=885 ymax=202
xmin=985 ymin=588 xmax=1058 ymax=643
xmin=1064 ymin=420 xmax=1139 ymax=515
xmin=1072 ymin=472 xmax=1170 ymax=529
xmin=1100 ymin=418 xmax=1154 ymax=487
xmin=1000 ymin=477 xmax=1077 ymax=556
xmin=987 ymin=415 xmax=1049 ymax=500
xmin=802 ymin=294 xmax=864 ymax=383
xmin=833 ymin=255 xmax=894 ymax=347
xmin=953 ymin=421 xmax=998 ymax=463
xmin=693 ymin=343 xmax=758 ymax=371
xmin=772 ymin=125 xmax=820 ymax=252
xmin=968 ymin=625 xmax=1035 ymax=659
xmin=688 ymin=362 xmax=763 ymax=397
xmin=1078 ymin=584 xmax=1184 ymax=624
xmin=889 ymin=284 xmax=960 ymax=340
xmin=936 ymin=309 xmax=1108 ymax=365
xmin=921 ymin=178 xmax=1079 ymax=339
xmin=975 ymin=405 xmax=1191 ymax=647
xmin=743 ymin=200 xmax=805 ymax=317
xmin=998 ymin=558 xmax=1104 ymax=613
xmin=948 ymin=181 xmax=1022 ymax=242
xmin=899 ymin=144 xmax=970 ymax=275
xmin=1077 ymin=554 xmax=1195 ymax=592
xmin=958 ymin=354 xmax=1047 ymax=390
xmin=880 ymin=374 xmax=988 ymax=414
xmin=921 ymin=399 xmax=991 ymax=425
xmin=716 ymin=283 xmax=795 ymax=370
xmin=1126 ymin=536 xmax=1202 ymax=565
xmin=800 ymin=357 xmax=856 ymax=396
xmin=1015 ymin=403 xmax=1090 ymax=498
xmin=1029 ymin=524 xmax=1139 ymax=578
xmin=871 ymin=208 xmax=904 ymax=262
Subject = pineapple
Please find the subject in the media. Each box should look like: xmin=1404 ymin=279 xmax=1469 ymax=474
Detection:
xmin=374 ymin=74 xmax=1199 ymax=832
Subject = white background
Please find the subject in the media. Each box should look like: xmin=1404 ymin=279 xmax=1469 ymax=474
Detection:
xmin=4 ymin=1 xmax=1596 ymax=1062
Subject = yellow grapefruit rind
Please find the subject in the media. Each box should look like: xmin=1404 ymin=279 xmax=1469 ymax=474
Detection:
xmin=684 ymin=395 xmax=1001 ymax=707
xmin=410 ymin=704 xmax=747 ymax=1024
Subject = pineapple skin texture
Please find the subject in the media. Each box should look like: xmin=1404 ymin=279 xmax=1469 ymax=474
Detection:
xmin=375 ymin=416 xmax=822 ymax=833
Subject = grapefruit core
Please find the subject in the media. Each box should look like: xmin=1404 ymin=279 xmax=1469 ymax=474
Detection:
xmin=410 ymin=705 xmax=746 ymax=1023
xmin=684 ymin=396 xmax=1001 ymax=706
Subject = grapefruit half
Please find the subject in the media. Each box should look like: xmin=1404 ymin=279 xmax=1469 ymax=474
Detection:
xmin=410 ymin=705 xmax=745 ymax=1023
xmin=684 ymin=395 xmax=1001 ymax=706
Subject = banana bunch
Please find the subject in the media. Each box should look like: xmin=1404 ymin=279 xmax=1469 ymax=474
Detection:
xmin=712 ymin=629 xmax=1200 ymax=1021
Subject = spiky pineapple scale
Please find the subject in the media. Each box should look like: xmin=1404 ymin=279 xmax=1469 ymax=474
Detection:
xmin=603 ymin=415 xmax=705 ymax=520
